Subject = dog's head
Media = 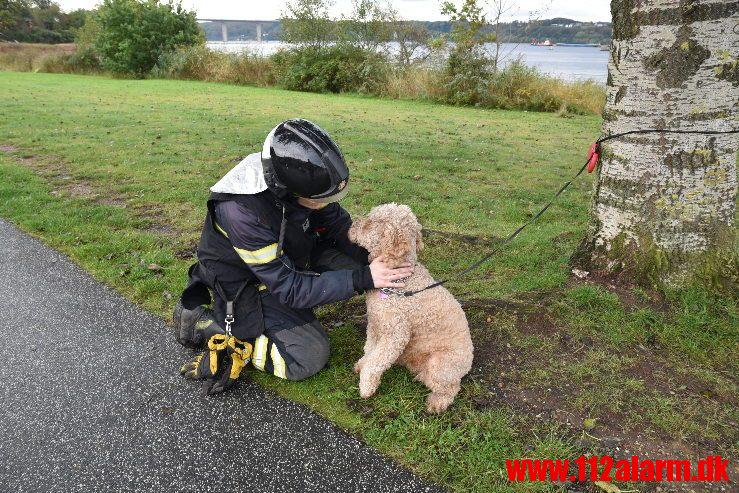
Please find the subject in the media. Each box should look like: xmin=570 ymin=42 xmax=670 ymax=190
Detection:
xmin=349 ymin=203 xmax=424 ymax=266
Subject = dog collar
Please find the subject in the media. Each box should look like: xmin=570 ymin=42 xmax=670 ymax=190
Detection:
xmin=378 ymin=276 xmax=411 ymax=298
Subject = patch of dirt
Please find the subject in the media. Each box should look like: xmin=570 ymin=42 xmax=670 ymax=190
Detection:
xmin=570 ymin=242 xmax=673 ymax=314
xmin=460 ymin=298 xmax=529 ymax=312
xmin=572 ymin=271 xmax=669 ymax=313
xmin=516 ymin=309 xmax=560 ymax=337
xmin=63 ymin=182 xmax=98 ymax=199
xmin=345 ymin=397 xmax=375 ymax=417
xmin=320 ymin=298 xmax=368 ymax=333
xmin=174 ymin=244 xmax=198 ymax=260
xmin=630 ymin=355 xmax=737 ymax=408
xmin=132 ymin=203 xmax=177 ymax=236
xmin=145 ymin=223 xmax=175 ymax=235
xmin=14 ymin=153 xmax=73 ymax=181
xmin=99 ymin=196 xmax=128 ymax=208
xmin=424 ymin=228 xmax=494 ymax=245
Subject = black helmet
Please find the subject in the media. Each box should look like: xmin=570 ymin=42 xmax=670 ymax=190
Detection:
xmin=261 ymin=119 xmax=350 ymax=203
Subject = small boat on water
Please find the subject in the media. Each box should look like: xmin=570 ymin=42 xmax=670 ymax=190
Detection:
xmin=530 ymin=38 xmax=555 ymax=47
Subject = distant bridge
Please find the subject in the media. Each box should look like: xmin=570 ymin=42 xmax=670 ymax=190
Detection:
xmin=197 ymin=19 xmax=266 ymax=42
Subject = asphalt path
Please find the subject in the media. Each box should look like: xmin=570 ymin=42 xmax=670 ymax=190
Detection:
xmin=0 ymin=218 xmax=444 ymax=493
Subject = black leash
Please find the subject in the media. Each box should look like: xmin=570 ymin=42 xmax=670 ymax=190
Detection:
xmin=402 ymin=127 xmax=739 ymax=297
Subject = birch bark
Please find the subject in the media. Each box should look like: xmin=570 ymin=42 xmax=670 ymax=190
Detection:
xmin=581 ymin=0 xmax=738 ymax=283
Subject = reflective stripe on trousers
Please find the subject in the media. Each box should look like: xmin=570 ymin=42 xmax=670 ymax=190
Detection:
xmin=251 ymin=334 xmax=287 ymax=379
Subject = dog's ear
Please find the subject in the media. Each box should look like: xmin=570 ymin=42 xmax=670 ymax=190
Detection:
xmin=379 ymin=222 xmax=414 ymax=264
xmin=349 ymin=217 xmax=370 ymax=244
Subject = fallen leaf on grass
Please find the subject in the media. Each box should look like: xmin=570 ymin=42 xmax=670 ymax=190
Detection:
xmin=593 ymin=482 xmax=637 ymax=493
xmin=593 ymin=481 xmax=621 ymax=493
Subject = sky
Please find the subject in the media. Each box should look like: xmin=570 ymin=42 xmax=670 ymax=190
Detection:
xmin=56 ymin=1 xmax=612 ymax=23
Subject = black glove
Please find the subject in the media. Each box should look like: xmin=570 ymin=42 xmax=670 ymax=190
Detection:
xmin=181 ymin=334 xmax=252 ymax=394
xmin=173 ymin=302 xmax=225 ymax=349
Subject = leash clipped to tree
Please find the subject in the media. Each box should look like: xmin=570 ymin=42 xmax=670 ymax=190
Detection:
xmin=401 ymin=127 xmax=739 ymax=297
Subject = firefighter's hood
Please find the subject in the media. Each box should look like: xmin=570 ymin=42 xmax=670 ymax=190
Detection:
xmin=210 ymin=153 xmax=269 ymax=195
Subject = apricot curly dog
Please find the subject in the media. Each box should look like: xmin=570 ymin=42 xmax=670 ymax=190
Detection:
xmin=348 ymin=203 xmax=474 ymax=413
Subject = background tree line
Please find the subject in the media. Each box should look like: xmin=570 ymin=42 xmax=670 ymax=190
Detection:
xmin=0 ymin=0 xmax=87 ymax=43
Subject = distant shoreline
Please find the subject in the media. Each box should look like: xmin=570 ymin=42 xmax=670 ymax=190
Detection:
xmin=198 ymin=17 xmax=612 ymax=46
xmin=206 ymin=41 xmax=610 ymax=84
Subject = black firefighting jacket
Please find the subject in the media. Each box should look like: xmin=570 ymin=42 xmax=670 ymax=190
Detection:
xmin=181 ymin=189 xmax=368 ymax=339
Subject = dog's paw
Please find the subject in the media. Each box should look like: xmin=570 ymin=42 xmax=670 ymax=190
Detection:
xmin=359 ymin=386 xmax=375 ymax=399
xmin=426 ymin=393 xmax=453 ymax=414
xmin=359 ymin=371 xmax=380 ymax=399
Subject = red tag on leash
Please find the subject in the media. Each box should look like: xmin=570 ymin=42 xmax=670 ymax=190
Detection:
xmin=586 ymin=142 xmax=600 ymax=173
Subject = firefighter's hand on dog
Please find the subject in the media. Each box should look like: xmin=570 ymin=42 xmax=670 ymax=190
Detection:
xmin=369 ymin=255 xmax=414 ymax=288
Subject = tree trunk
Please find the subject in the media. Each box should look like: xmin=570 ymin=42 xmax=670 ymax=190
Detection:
xmin=578 ymin=0 xmax=738 ymax=286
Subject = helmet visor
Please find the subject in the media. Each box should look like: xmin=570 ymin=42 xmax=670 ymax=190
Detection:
xmin=309 ymin=182 xmax=350 ymax=203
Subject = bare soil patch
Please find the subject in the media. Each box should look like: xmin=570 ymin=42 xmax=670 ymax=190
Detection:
xmin=63 ymin=182 xmax=98 ymax=199
xmin=131 ymin=203 xmax=177 ymax=236
xmin=424 ymin=228 xmax=493 ymax=245
xmin=173 ymin=243 xmax=198 ymax=261
xmin=573 ymin=270 xmax=669 ymax=313
xmin=99 ymin=196 xmax=128 ymax=208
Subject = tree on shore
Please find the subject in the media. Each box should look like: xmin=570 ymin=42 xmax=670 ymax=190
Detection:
xmin=576 ymin=0 xmax=738 ymax=288
xmin=393 ymin=19 xmax=431 ymax=68
xmin=339 ymin=0 xmax=396 ymax=52
xmin=93 ymin=0 xmax=202 ymax=76
xmin=440 ymin=0 xmax=496 ymax=105
xmin=280 ymin=0 xmax=336 ymax=48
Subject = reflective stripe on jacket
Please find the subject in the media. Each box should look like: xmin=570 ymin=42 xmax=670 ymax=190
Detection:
xmin=198 ymin=190 xmax=359 ymax=310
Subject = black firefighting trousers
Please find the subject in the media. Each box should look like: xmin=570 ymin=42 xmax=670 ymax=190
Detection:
xmin=204 ymin=247 xmax=363 ymax=381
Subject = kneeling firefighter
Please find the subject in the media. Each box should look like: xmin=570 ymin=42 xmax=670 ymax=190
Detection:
xmin=174 ymin=119 xmax=414 ymax=394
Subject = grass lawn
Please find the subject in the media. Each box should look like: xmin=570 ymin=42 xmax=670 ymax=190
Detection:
xmin=1 ymin=72 xmax=736 ymax=492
